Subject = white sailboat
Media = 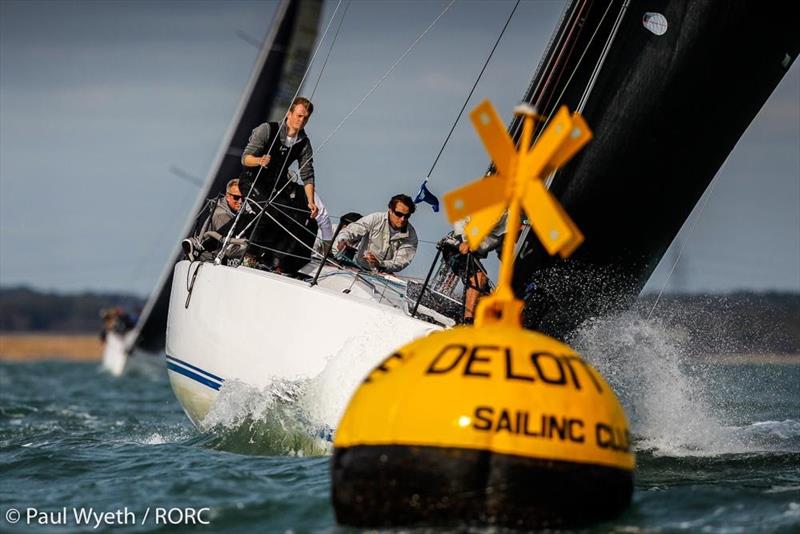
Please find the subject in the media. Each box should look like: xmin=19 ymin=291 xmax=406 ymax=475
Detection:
xmin=101 ymin=330 xmax=130 ymax=377
xmin=113 ymin=0 xmax=798 ymax=434
xmin=165 ymin=259 xmax=448 ymax=426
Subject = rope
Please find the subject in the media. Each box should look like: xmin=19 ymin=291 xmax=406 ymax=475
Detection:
xmin=311 ymin=0 xmax=351 ymax=99
xmin=293 ymin=0 xmax=457 ymax=177
xmin=218 ymin=0 xmax=345 ymax=263
xmin=647 ymin=176 xmax=719 ymax=320
xmin=268 ymin=202 xmax=319 ymax=240
xmin=509 ymin=0 xmax=616 ymax=151
xmin=184 ymin=261 xmax=203 ymax=309
xmin=426 ymin=0 xmax=520 ymax=179
xmin=230 ymin=1 xmax=458 ymax=266
xmin=261 ymin=0 xmax=348 ymax=200
xmin=247 ymin=243 xmax=320 ymax=262
xmin=575 ymin=0 xmax=629 ymax=113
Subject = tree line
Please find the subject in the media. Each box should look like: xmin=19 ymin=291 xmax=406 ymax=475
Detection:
xmin=0 ymin=286 xmax=144 ymax=333
xmin=1 ymin=286 xmax=797 ymax=353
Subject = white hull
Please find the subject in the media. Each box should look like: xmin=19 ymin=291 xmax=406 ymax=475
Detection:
xmin=165 ymin=260 xmax=442 ymax=428
xmin=101 ymin=330 xmax=131 ymax=376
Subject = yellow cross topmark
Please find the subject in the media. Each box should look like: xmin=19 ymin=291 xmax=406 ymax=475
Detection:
xmin=443 ymin=99 xmax=592 ymax=259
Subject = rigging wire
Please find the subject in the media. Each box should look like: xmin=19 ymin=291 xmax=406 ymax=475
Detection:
xmin=510 ymin=0 xmax=616 ymax=151
xmin=646 ymin=173 xmax=720 ymax=320
xmin=425 ymin=0 xmax=520 ymax=180
xmin=225 ymin=0 xmax=455 ymax=263
xmin=255 ymin=0 xmax=346 ymax=193
xmin=311 ymin=0 xmax=351 ymax=100
xmin=410 ymin=0 xmax=519 ymax=313
xmin=294 ymin=0 xmax=458 ymax=173
xmin=522 ymin=0 xmax=575 ymax=114
xmin=576 ymin=0 xmax=629 ymax=113
xmin=218 ymin=0 xmax=345 ymax=263
xmin=543 ymin=0 xmax=620 ymax=192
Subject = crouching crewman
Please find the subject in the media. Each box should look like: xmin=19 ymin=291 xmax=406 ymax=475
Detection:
xmin=334 ymin=194 xmax=418 ymax=273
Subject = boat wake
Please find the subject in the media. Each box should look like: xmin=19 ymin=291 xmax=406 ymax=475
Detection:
xmin=196 ymin=316 xmax=415 ymax=456
xmin=569 ymin=311 xmax=800 ymax=457
xmin=193 ymin=307 xmax=797 ymax=459
xmin=200 ymin=379 xmax=332 ymax=457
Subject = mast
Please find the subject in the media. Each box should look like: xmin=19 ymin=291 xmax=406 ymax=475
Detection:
xmin=513 ymin=0 xmax=800 ymax=339
xmin=131 ymin=0 xmax=323 ymax=354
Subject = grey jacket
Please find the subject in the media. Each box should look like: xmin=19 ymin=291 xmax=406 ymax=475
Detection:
xmin=197 ymin=197 xmax=236 ymax=236
xmin=241 ymin=122 xmax=315 ymax=186
xmin=336 ymin=211 xmax=418 ymax=273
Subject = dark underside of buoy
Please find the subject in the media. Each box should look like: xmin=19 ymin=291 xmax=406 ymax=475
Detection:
xmin=332 ymin=444 xmax=632 ymax=529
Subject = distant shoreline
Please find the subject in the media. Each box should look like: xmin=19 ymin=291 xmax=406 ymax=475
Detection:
xmin=0 ymin=333 xmax=103 ymax=362
xmin=1 ymin=333 xmax=798 ymax=365
xmin=700 ymin=353 xmax=800 ymax=365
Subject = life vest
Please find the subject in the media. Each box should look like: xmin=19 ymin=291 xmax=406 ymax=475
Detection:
xmin=247 ymin=121 xmax=310 ymax=197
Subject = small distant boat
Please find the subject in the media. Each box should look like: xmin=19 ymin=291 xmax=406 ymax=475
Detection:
xmin=101 ymin=330 xmax=130 ymax=377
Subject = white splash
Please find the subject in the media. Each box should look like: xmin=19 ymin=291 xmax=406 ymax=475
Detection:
xmin=203 ymin=378 xmax=307 ymax=430
xmin=137 ymin=431 xmax=183 ymax=445
xmin=302 ymin=312 xmax=432 ymax=430
xmin=568 ymin=311 xmax=799 ymax=456
xmin=196 ymin=313 xmax=428 ymax=455
xmin=201 ymin=378 xmax=331 ymax=456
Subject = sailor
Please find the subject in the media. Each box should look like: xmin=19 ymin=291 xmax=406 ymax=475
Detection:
xmin=335 ymin=194 xmax=418 ymax=273
xmin=285 ymin=170 xmax=333 ymax=254
xmin=241 ymin=96 xmax=317 ymax=218
xmin=182 ymin=178 xmax=249 ymax=261
xmin=449 ymin=211 xmax=515 ymax=322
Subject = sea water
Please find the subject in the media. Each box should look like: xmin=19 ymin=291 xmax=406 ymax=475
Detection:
xmin=1 ymin=319 xmax=798 ymax=532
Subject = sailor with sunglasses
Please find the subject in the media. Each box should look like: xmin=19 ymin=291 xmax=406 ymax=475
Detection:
xmin=334 ymin=194 xmax=419 ymax=273
xmin=182 ymin=178 xmax=251 ymax=261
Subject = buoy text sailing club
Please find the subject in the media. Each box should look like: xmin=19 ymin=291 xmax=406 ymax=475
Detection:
xmin=472 ymin=406 xmax=631 ymax=452
xmin=367 ymin=344 xmax=631 ymax=453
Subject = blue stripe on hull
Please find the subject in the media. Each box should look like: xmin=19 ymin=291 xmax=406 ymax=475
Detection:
xmin=165 ymin=355 xmax=225 ymax=382
xmin=166 ymin=362 xmax=223 ymax=391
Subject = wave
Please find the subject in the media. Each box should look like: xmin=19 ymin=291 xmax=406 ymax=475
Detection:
xmin=195 ymin=315 xmax=416 ymax=457
xmin=569 ymin=311 xmax=800 ymax=457
xmin=199 ymin=379 xmax=332 ymax=457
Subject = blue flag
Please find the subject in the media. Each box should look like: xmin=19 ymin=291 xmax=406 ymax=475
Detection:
xmin=413 ymin=178 xmax=440 ymax=213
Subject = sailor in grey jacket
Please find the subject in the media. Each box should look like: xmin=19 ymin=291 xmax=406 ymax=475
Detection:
xmin=335 ymin=196 xmax=418 ymax=273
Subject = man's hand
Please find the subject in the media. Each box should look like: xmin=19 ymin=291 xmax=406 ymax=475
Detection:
xmin=308 ymin=201 xmax=319 ymax=219
xmin=243 ymin=154 xmax=271 ymax=167
xmin=364 ymin=251 xmax=380 ymax=269
xmin=458 ymin=242 xmax=471 ymax=255
xmin=336 ymin=240 xmax=347 ymax=252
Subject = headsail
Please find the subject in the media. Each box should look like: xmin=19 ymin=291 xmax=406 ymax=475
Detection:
xmin=130 ymin=0 xmax=323 ymax=354
xmin=512 ymin=0 xmax=799 ymax=339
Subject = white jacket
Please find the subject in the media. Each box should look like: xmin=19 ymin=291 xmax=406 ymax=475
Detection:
xmin=335 ymin=211 xmax=418 ymax=273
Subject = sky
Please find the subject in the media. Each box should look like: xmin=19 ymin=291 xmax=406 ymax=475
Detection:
xmin=0 ymin=0 xmax=798 ymax=297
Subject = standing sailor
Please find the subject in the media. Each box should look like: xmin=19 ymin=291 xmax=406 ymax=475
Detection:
xmin=241 ymin=96 xmax=318 ymax=218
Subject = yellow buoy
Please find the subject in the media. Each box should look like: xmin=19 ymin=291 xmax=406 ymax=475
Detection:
xmin=332 ymin=100 xmax=634 ymax=528
xmin=332 ymin=325 xmax=633 ymax=528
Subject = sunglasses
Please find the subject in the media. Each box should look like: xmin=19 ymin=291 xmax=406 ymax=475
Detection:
xmin=392 ymin=209 xmax=411 ymax=219
xmin=228 ymin=193 xmax=243 ymax=201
